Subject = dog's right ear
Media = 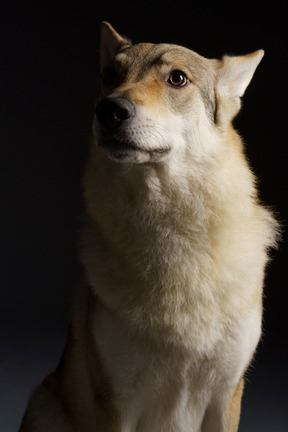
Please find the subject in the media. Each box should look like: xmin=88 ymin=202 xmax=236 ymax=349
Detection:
xmin=100 ymin=22 xmax=131 ymax=71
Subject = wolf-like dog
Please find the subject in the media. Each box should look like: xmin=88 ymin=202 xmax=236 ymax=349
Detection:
xmin=20 ymin=22 xmax=278 ymax=432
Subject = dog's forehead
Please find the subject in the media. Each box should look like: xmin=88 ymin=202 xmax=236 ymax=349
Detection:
xmin=116 ymin=43 xmax=215 ymax=82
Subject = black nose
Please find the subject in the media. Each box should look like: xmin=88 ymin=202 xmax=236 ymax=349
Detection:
xmin=95 ymin=97 xmax=136 ymax=130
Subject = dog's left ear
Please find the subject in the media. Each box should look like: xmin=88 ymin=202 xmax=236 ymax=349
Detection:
xmin=216 ymin=50 xmax=264 ymax=124
xmin=99 ymin=22 xmax=131 ymax=71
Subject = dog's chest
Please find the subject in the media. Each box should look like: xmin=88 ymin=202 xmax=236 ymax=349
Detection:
xmin=92 ymin=301 xmax=261 ymax=431
xmin=94 ymin=319 xmax=208 ymax=431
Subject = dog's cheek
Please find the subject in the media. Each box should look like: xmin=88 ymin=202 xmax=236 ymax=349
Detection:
xmin=165 ymin=87 xmax=196 ymax=116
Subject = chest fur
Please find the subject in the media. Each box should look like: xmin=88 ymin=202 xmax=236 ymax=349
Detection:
xmin=89 ymin=298 xmax=262 ymax=432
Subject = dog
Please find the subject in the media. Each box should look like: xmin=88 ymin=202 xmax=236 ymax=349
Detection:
xmin=19 ymin=21 xmax=278 ymax=432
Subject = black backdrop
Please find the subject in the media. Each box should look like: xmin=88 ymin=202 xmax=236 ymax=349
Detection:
xmin=1 ymin=1 xmax=287 ymax=431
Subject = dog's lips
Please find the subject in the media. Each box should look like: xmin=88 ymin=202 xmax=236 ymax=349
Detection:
xmin=99 ymin=139 xmax=140 ymax=153
xmin=98 ymin=137 xmax=171 ymax=160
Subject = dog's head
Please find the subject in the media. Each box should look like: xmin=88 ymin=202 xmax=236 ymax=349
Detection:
xmin=93 ymin=22 xmax=263 ymax=164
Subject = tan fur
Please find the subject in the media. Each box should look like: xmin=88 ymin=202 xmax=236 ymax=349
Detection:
xmin=19 ymin=22 xmax=278 ymax=432
xmin=226 ymin=378 xmax=245 ymax=432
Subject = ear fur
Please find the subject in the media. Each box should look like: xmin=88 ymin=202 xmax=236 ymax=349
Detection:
xmin=216 ymin=50 xmax=264 ymax=125
xmin=100 ymin=21 xmax=131 ymax=71
xmin=217 ymin=50 xmax=264 ymax=98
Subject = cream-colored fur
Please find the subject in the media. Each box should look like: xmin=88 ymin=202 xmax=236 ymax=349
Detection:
xmin=19 ymin=22 xmax=278 ymax=432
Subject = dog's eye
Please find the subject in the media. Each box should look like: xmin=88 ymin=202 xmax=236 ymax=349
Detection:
xmin=102 ymin=67 xmax=118 ymax=85
xmin=167 ymin=71 xmax=188 ymax=87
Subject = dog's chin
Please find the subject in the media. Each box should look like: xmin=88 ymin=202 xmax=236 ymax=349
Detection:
xmin=97 ymin=139 xmax=171 ymax=164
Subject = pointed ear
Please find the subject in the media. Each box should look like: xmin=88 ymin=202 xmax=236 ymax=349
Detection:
xmin=100 ymin=21 xmax=131 ymax=71
xmin=216 ymin=50 xmax=264 ymax=98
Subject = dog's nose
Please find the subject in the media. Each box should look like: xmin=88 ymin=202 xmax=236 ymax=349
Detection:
xmin=95 ymin=97 xmax=136 ymax=129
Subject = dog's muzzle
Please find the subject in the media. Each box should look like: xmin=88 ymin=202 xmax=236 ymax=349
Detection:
xmin=95 ymin=97 xmax=136 ymax=130
xmin=95 ymin=96 xmax=146 ymax=161
xmin=95 ymin=96 xmax=171 ymax=163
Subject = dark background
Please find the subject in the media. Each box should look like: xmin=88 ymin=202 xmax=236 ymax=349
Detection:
xmin=1 ymin=1 xmax=287 ymax=431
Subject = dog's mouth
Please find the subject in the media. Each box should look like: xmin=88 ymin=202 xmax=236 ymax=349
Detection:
xmin=98 ymin=137 xmax=171 ymax=162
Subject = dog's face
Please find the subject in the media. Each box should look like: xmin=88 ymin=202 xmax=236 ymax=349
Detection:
xmin=93 ymin=22 xmax=264 ymax=164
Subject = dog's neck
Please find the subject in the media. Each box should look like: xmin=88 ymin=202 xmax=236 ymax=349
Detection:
xmin=83 ymin=144 xmax=253 ymax=282
xmin=84 ymin=139 xmax=255 ymax=230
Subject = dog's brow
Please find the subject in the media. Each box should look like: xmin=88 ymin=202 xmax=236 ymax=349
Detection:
xmin=148 ymin=53 xmax=170 ymax=67
xmin=147 ymin=48 xmax=194 ymax=71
